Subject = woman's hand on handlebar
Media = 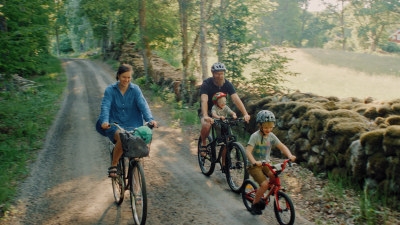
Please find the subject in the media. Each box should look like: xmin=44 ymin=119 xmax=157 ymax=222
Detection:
xmin=101 ymin=122 xmax=110 ymax=130
xmin=148 ymin=120 xmax=158 ymax=128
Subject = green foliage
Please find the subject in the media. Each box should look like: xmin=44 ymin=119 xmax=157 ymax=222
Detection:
xmin=302 ymin=16 xmax=334 ymax=48
xmin=57 ymin=34 xmax=74 ymax=54
xmin=263 ymin=0 xmax=302 ymax=47
xmin=380 ymin=42 xmax=400 ymax=53
xmin=0 ymin=62 xmax=66 ymax=210
xmin=247 ymin=51 xmax=298 ymax=97
xmin=211 ymin=0 xmax=254 ymax=83
xmin=0 ymin=0 xmax=54 ymax=76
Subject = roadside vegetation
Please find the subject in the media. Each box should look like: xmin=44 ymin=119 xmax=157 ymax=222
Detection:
xmin=0 ymin=57 xmax=66 ymax=216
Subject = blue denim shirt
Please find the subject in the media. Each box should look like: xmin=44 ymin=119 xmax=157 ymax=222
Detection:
xmin=98 ymin=82 xmax=154 ymax=129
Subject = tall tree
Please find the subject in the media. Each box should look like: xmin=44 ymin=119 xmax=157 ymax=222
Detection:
xmin=265 ymin=0 xmax=302 ymax=46
xmin=324 ymin=0 xmax=351 ymax=50
xmin=211 ymin=0 xmax=255 ymax=83
xmin=0 ymin=0 xmax=54 ymax=76
xmin=199 ymin=0 xmax=209 ymax=80
xmin=51 ymin=0 xmax=68 ymax=56
xmin=139 ymin=0 xmax=153 ymax=82
xmin=351 ymin=0 xmax=400 ymax=51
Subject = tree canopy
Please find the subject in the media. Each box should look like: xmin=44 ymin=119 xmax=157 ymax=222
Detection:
xmin=1 ymin=0 xmax=400 ymax=82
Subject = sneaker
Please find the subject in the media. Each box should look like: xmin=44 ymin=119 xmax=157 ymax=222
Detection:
xmin=256 ymin=199 xmax=266 ymax=210
xmin=250 ymin=203 xmax=262 ymax=215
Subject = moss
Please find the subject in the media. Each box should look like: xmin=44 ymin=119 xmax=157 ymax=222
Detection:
xmin=363 ymin=106 xmax=378 ymax=119
xmin=385 ymin=115 xmax=400 ymax=126
xmin=366 ymin=152 xmax=388 ymax=182
xmin=376 ymin=104 xmax=392 ymax=117
xmin=292 ymin=102 xmax=322 ymax=118
xmin=323 ymin=101 xmax=338 ymax=110
xmin=391 ymin=103 xmax=400 ymax=114
xmin=374 ymin=117 xmax=385 ymax=126
xmin=304 ymin=108 xmax=330 ymax=122
xmin=383 ymin=126 xmax=400 ymax=156
xmin=360 ymin=129 xmax=385 ymax=147
xmin=329 ymin=109 xmax=366 ymax=122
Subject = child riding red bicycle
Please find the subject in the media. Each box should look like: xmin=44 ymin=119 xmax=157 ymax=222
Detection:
xmin=245 ymin=110 xmax=296 ymax=215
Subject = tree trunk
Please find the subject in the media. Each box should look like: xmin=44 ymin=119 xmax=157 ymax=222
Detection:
xmin=217 ymin=0 xmax=227 ymax=62
xmin=178 ymin=0 xmax=190 ymax=102
xmin=139 ymin=0 xmax=153 ymax=83
xmin=200 ymin=0 xmax=208 ymax=80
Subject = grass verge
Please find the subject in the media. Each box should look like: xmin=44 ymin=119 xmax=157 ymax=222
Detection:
xmin=0 ymin=57 xmax=66 ymax=216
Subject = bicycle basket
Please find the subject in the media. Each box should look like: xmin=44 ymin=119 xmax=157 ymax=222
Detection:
xmin=119 ymin=131 xmax=149 ymax=158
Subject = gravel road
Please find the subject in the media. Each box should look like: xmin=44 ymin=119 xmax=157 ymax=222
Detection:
xmin=2 ymin=59 xmax=313 ymax=225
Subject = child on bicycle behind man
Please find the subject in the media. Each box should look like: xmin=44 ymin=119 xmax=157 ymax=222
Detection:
xmin=245 ymin=110 xmax=296 ymax=215
xmin=211 ymin=92 xmax=237 ymax=120
xmin=209 ymin=92 xmax=237 ymax=172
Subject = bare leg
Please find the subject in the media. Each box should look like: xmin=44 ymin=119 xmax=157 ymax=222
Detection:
xmin=253 ymin=180 xmax=269 ymax=204
xmin=200 ymin=117 xmax=211 ymax=146
xmin=112 ymin=130 xmax=123 ymax=167
xmin=222 ymin=146 xmax=226 ymax=166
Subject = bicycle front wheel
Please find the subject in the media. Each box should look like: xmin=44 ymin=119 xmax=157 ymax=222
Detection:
xmin=111 ymin=160 xmax=125 ymax=205
xmin=241 ymin=179 xmax=257 ymax=212
xmin=130 ymin=161 xmax=147 ymax=225
xmin=225 ymin=142 xmax=248 ymax=193
xmin=197 ymin=135 xmax=215 ymax=176
xmin=273 ymin=191 xmax=295 ymax=225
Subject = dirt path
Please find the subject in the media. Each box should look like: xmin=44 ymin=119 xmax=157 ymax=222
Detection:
xmin=1 ymin=59 xmax=313 ymax=225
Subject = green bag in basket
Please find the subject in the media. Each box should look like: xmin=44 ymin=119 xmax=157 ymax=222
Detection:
xmin=134 ymin=126 xmax=153 ymax=144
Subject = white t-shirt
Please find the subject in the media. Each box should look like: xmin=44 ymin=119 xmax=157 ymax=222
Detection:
xmin=247 ymin=130 xmax=281 ymax=163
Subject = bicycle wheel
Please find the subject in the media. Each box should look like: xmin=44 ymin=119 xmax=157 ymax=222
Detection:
xmin=225 ymin=142 xmax=248 ymax=193
xmin=111 ymin=159 xmax=125 ymax=205
xmin=273 ymin=191 xmax=295 ymax=225
xmin=241 ymin=179 xmax=257 ymax=211
xmin=197 ymin=135 xmax=215 ymax=176
xmin=130 ymin=161 xmax=147 ymax=225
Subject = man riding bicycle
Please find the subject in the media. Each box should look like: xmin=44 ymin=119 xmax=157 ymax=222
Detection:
xmin=198 ymin=62 xmax=250 ymax=171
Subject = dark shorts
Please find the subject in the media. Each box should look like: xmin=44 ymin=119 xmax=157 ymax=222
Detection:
xmin=96 ymin=119 xmax=118 ymax=142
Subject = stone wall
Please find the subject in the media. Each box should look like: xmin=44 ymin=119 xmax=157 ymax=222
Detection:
xmin=240 ymin=91 xmax=400 ymax=202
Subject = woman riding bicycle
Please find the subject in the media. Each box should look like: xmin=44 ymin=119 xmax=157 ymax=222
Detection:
xmin=245 ymin=110 xmax=296 ymax=215
xmin=95 ymin=64 xmax=158 ymax=178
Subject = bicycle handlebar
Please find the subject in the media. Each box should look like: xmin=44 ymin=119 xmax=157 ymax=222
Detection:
xmin=213 ymin=117 xmax=245 ymax=126
xmin=261 ymin=159 xmax=295 ymax=174
xmin=111 ymin=122 xmax=155 ymax=132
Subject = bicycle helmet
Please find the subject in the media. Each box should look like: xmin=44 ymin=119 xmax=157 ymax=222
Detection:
xmin=256 ymin=110 xmax=276 ymax=124
xmin=212 ymin=92 xmax=227 ymax=105
xmin=211 ymin=62 xmax=226 ymax=72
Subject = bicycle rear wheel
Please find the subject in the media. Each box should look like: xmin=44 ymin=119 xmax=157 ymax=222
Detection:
xmin=241 ymin=179 xmax=257 ymax=211
xmin=130 ymin=160 xmax=147 ymax=225
xmin=273 ymin=191 xmax=295 ymax=225
xmin=111 ymin=159 xmax=125 ymax=205
xmin=225 ymin=142 xmax=248 ymax=193
xmin=197 ymin=135 xmax=215 ymax=176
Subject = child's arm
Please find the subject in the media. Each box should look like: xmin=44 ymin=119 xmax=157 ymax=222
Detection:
xmin=246 ymin=144 xmax=261 ymax=166
xmin=276 ymin=143 xmax=296 ymax=162
xmin=211 ymin=111 xmax=220 ymax=119
xmin=231 ymin=111 xmax=237 ymax=119
xmin=211 ymin=107 xmax=220 ymax=119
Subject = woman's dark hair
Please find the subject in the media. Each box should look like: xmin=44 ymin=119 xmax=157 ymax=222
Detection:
xmin=116 ymin=64 xmax=133 ymax=80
